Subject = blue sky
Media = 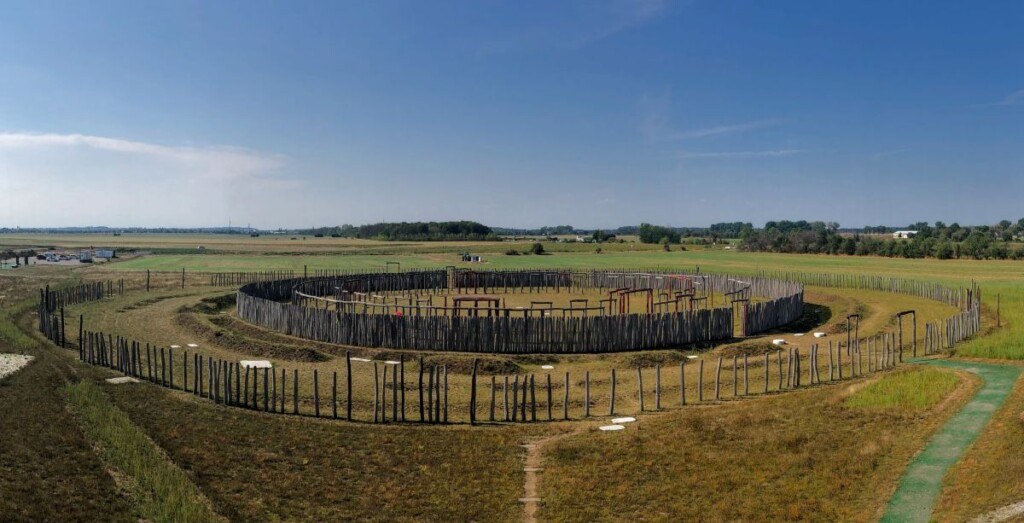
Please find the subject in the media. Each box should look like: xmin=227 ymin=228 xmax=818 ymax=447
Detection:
xmin=1 ymin=0 xmax=1022 ymax=229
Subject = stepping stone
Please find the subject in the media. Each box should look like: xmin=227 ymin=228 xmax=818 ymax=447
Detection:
xmin=611 ymin=416 xmax=636 ymax=424
xmin=794 ymin=333 xmax=805 ymax=336
xmin=105 ymin=377 xmax=140 ymax=384
xmin=240 ymin=360 xmax=273 ymax=368
xmin=814 ymin=332 xmax=827 ymax=338
xmin=169 ymin=344 xmax=181 ymax=348
xmin=187 ymin=343 xmax=198 ymax=348
xmin=599 ymin=424 xmax=625 ymax=431
xmin=541 ymin=365 xmax=554 ymax=370
xmin=772 ymin=339 xmax=786 ymax=345
xmin=686 ymin=355 xmax=698 ymax=359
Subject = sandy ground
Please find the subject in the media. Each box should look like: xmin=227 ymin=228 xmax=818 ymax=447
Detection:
xmin=0 ymin=354 xmax=34 ymax=382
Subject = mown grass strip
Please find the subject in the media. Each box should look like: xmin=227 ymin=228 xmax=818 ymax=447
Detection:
xmin=66 ymin=380 xmax=223 ymax=522
xmin=846 ymin=367 xmax=960 ymax=413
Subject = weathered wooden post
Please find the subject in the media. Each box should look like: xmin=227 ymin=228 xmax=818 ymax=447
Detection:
xmin=563 ymin=372 xmax=570 ymax=420
xmin=698 ymin=360 xmax=704 ymax=402
xmin=546 ymin=373 xmax=553 ymax=421
xmin=293 ymin=369 xmax=299 ymax=415
xmin=679 ymin=360 xmax=686 ymax=406
xmin=732 ymin=355 xmax=738 ymax=397
xmin=655 ymin=365 xmax=661 ymax=410
xmin=313 ymin=369 xmax=320 ymax=417
xmin=609 ymin=368 xmax=616 ymax=415
xmin=714 ymin=356 xmax=723 ymax=400
xmin=373 ymin=363 xmax=380 ymax=423
xmin=529 ymin=374 xmax=536 ymax=422
xmin=400 ymin=355 xmax=406 ymax=422
xmin=470 ymin=359 xmax=479 ymax=425
xmin=585 ymin=371 xmax=591 ymax=416
xmin=181 ymin=267 xmax=185 ymax=289
xmin=637 ymin=367 xmax=644 ymax=412
xmin=511 ymin=375 xmax=519 ymax=422
xmin=743 ymin=354 xmax=749 ymax=395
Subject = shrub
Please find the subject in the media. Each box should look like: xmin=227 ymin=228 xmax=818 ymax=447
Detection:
xmin=504 ymin=249 xmax=520 ymax=256
xmin=530 ymin=242 xmax=545 ymax=255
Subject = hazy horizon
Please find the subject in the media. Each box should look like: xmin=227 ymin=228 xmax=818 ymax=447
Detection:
xmin=2 ymin=1 xmax=1022 ymax=229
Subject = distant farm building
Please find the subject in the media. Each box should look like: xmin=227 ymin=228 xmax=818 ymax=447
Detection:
xmin=94 ymin=249 xmax=116 ymax=260
xmin=892 ymin=230 xmax=918 ymax=239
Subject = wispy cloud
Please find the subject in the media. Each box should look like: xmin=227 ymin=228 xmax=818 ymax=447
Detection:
xmin=976 ymin=88 xmax=1024 ymax=107
xmin=573 ymin=0 xmax=670 ymax=47
xmin=677 ymin=149 xmax=808 ymax=159
xmin=0 ymin=132 xmax=284 ymax=180
xmin=639 ymin=93 xmax=783 ymax=142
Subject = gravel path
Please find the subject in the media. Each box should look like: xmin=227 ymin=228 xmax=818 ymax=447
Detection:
xmin=0 ymin=354 xmax=34 ymax=382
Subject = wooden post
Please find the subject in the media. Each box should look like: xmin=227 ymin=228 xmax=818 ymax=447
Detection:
xmin=529 ymin=374 xmax=536 ymax=422
xmin=490 ymin=376 xmax=497 ymax=422
xmin=655 ymin=365 xmax=661 ymax=410
xmin=714 ymin=356 xmax=723 ymax=400
xmin=373 ymin=363 xmax=380 ymax=423
xmin=637 ymin=367 xmax=644 ymax=412
xmin=585 ymin=371 xmax=591 ymax=416
xmin=743 ymin=354 xmax=749 ymax=396
xmin=563 ymin=372 xmax=570 ymax=420
xmin=293 ymin=369 xmax=299 ymax=415
xmin=181 ymin=267 xmax=185 ymax=289
xmin=146 ymin=269 xmax=150 ymax=292
xmin=504 ymin=376 xmax=511 ymax=421
xmin=313 ymin=369 xmax=320 ymax=417
xmin=418 ymin=356 xmax=425 ymax=422
xmin=346 ymin=352 xmax=353 ymax=420
xmin=698 ymin=360 xmax=704 ymax=402
xmin=470 ymin=359 xmax=478 ymax=425
xmin=680 ymin=360 xmax=686 ymax=406
xmin=777 ymin=350 xmax=783 ymax=391
xmin=332 ymin=371 xmax=338 ymax=419
xmin=609 ymin=369 xmax=616 ymax=415
xmin=400 ymin=355 xmax=406 ymax=422
xmin=511 ymin=375 xmax=518 ymax=422
xmin=546 ymin=373 xmax=553 ymax=421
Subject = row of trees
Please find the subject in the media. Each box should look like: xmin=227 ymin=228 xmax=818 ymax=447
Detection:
xmin=302 ymin=221 xmax=495 ymax=241
xmin=740 ymin=220 xmax=1024 ymax=260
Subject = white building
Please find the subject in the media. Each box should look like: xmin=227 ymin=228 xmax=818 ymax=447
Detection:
xmin=892 ymin=230 xmax=918 ymax=239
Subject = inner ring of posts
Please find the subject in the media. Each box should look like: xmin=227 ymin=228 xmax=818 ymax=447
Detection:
xmin=294 ymin=269 xmax=753 ymax=318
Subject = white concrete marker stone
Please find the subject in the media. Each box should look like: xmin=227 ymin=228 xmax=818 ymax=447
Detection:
xmin=794 ymin=333 xmax=805 ymax=337
xmin=686 ymin=355 xmax=698 ymax=360
xmin=385 ymin=360 xmax=401 ymax=365
xmin=187 ymin=343 xmax=198 ymax=348
xmin=170 ymin=345 xmax=181 ymax=349
xmin=599 ymin=425 xmax=625 ymax=431
xmin=350 ymin=357 xmax=372 ymax=362
xmin=611 ymin=417 xmax=636 ymax=424
xmin=814 ymin=332 xmax=827 ymax=338
xmin=772 ymin=339 xmax=786 ymax=346
xmin=240 ymin=360 xmax=273 ymax=368
xmin=106 ymin=376 xmax=140 ymax=385
xmin=541 ymin=365 xmax=555 ymax=370
xmin=0 ymin=354 xmax=34 ymax=382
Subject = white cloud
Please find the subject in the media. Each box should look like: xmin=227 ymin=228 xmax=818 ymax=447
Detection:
xmin=639 ymin=93 xmax=783 ymax=142
xmin=0 ymin=132 xmax=283 ymax=180
xmin=0 ymin=132 xmax=296 ymax=227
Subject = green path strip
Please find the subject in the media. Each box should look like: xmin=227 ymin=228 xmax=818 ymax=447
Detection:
xmin=882 ymin=360 xmax=1020 ymax=522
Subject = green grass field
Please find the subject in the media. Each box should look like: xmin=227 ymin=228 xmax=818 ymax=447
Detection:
xmin=5 ymin=235 xmax=1024 ymax=521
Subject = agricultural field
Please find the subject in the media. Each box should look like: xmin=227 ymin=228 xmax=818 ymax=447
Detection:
xmin=3 ymin=236 xmax=1024 ymax=521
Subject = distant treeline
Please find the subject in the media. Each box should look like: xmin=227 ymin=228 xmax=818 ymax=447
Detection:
xmin=301 ymin=221 xmax=495 ymax=241
xmin=0 ymin=227 xmax=258 ymax=234
xmin=741 ymin=220 xmax=1024 ymax=260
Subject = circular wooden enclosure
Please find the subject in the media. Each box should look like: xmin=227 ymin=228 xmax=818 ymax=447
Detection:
xmin=236 ymin=269 xmax=805 ymax=354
